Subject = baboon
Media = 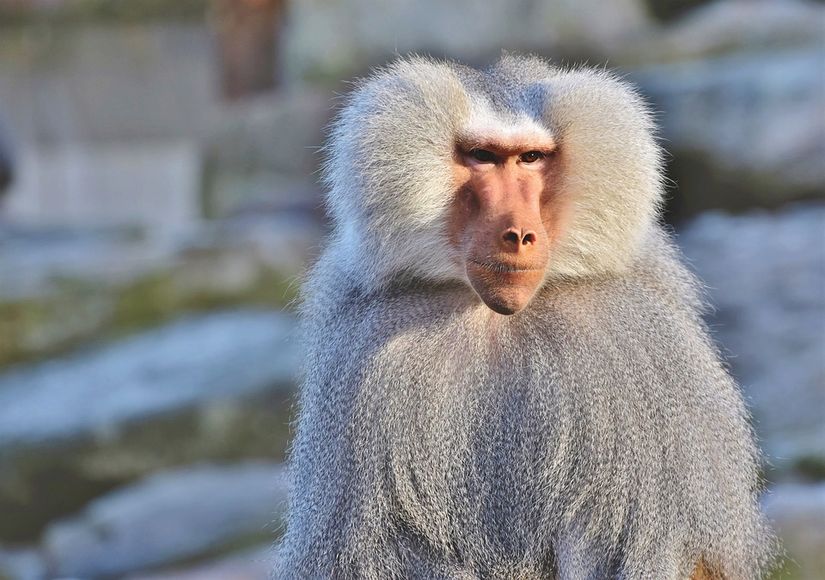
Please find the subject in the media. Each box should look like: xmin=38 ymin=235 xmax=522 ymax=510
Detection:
xmin=275 ymin=55 xmax=775 ymax=579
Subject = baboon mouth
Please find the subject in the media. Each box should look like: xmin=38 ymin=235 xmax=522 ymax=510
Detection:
xmin=468 ymin=259 xmax=543 ymax=274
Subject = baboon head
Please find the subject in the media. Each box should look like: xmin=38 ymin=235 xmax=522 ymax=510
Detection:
xmin=323 ymin=55 xmax=663 ymax=314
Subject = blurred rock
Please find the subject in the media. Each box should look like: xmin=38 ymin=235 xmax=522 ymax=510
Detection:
xmin=0 ymin=25 xmax=216 ymax=232
xmin=0 ymin=310 xmax=299 ymax=543
xmin=127 ymin=545 xmax=272 ymax=580
xmin=0 ymin=25 xmax=216 ymax=145
xmin=4 ymin=141 xmax=201 ymax=231
xmin=0 ymin=214 xmax=319 ymax=366
xmin=0 ymin=310 xmax=297 ymax=445
xmin=205 ymin=91 xmax=329 ymax=179
xmin=202 ymin=90 xmax=329 ymax=219
xmin=763 ymin=483 xmax=825 ymax=580
xmin=282 ymin=0 xmax=651 ymax=82
xmin=0 ymin=547 xmax=45 ymax=580
xmin=678 ymin=204 xmax=825 ymax=477
xmin=633 ymin=47 xmax=825 ymax=219
xmin=43 ymin=463 xmax=285 ymax=579
xmin=0 ymin=226 xmax=170 ymax=300
xmin=0 ymin=25 xmax=328 ymax=232
xmin=658 ymin=0 xmax=824 ymax=59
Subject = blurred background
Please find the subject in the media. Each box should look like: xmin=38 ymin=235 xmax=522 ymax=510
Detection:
xmin=0 ymin=0 xmax=822 ymax=578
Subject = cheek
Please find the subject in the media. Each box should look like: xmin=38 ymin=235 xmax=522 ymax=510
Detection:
xmin=540 ymin=199 xmax=564 ymax=243
xmin=446 ymin=190 xmax=470 ymax=256
xmin=540 ymin=175 xmax=571 ymax=244
xmin=446 ymin=181 xmax=480 ymax=250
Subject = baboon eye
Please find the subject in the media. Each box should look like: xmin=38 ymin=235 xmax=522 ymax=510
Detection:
xmin=469 ymin=149 xmax=497 ymax=163
xmin=520 ymin=151 xmax=545 ymax=163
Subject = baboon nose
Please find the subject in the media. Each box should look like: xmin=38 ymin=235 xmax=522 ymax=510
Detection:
xmin=501 ymin=227 xmax=537 ymax=250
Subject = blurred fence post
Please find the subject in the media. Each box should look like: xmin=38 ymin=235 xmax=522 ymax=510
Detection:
xmin=0 ymin=117 xmax=13 ymax=197
xmin=210 ymin=0 xmax=286 ymax=100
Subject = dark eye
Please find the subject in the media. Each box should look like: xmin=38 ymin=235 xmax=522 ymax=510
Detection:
xmin=469 ymin=149 xmax=496 ymax=163
xmin=520 ymin=151 xmax=545 ymax=163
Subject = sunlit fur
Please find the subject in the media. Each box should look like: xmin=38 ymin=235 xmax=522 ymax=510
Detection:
xmin=276 ymin=55 xmax=776 ymax=579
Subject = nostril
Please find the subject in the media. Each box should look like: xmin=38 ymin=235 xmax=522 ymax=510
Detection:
xmin=503 ymin=229 xmax=521 ymax=245
xmin=502 ymin=228 xmax=538 ymax=248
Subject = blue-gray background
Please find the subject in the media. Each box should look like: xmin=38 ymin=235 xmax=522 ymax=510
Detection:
xmin=0 ymin=1 xmax=822 ymax=578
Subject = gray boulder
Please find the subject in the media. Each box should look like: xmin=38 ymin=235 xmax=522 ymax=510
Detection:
xmin=202 ymin=90 xmax=329 ymax=219
xmin=678 ymin=204 xmax=825 ymax=477
xmin=282 ymin=0 xmax=651 ymax=82
xmin=43 ymin=463 xmax=286 ymax=579
xmin=126 ymin=545 xmax=273 ymax=580
xmin=658 ymin=0 xmax=824 ymax=59
xmin=633 ymin=47 xmax=824 ymax=217
xmin=0 ymin=214 xmax=317 ymax=367
xmin=0 ymin=310 xmax=299 ymax=543
xmin=0 ymin=25 xmax=216 ymax=145
xmin=0 ymin=547 xmax=45 ymax=580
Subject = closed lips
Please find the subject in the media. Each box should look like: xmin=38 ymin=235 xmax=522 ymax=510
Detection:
xmin=468 ymin=259 xmax=543 ymax=273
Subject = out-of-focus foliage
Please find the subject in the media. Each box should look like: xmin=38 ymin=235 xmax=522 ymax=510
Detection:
xmin=0 ymin=0 xmax=209 ymax=26
xmin=645 ymin=0 xmax=714 ymax=21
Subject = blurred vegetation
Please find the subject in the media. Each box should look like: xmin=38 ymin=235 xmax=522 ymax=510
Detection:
xmin=0 ymin=388 xmax=293 ymax=542
xmin=0 ymin=0 xmax=209 ymax=27
xmin=643 ymin=0 xmax=712 ymax=22
xmin=0 ymin=267 xmax=299 ymax=369
xmin=793 ymin=456 xmax=825 ymax=483
xmin=0 ymin=0 xmax=737 ymax=27
xmin=766 ymin=556 xmax=803 ymax=580
xmin=663 ymin=150 xmax=825 ymax=224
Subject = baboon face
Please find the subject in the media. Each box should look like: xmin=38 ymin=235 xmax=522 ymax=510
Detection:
xmin=450 ymin=129 xmax=567 ymax=315
xmin=325 ymin=58 xmax=664 ymax=301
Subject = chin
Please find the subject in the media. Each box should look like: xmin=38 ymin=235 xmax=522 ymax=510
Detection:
xmin=486 ymin=302 xmax=522 ymax=316
xmin=467 ymin=267 xmax=544 ymax=316
xmin=474 ymin=286 xmax=539 ymax=315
